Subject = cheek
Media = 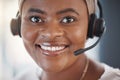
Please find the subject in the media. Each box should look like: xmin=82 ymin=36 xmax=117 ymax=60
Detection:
xmin=21 ymin=23 xmax=38 ymax=43
xmin=76 ymin=28 xmax=87 ymax=42
xmin=68 ymin=25 xmax=88 ymax=48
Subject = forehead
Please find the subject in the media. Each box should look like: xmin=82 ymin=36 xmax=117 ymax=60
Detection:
xmin=22 ymin=0 xmax=87 ymax=14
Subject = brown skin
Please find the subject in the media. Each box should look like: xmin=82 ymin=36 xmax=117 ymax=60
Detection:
xmin=21 ymin=0 xmax=104 ymax=80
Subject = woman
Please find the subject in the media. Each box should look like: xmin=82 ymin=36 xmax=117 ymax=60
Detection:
xmin=11 ymin=0 xmax=120 ymax=80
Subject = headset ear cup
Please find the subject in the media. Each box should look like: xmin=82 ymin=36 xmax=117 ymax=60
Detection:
xmin=87 ymin=14 xmax=96 ymax=38
xmin=10 ymin=16 xmax=21 ymax=37
xmin=94 ymin=18 xmax=105 ymax=37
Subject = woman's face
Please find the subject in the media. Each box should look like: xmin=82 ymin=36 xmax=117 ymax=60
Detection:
xmin=21 ymin=0 xmax=88 ymax=72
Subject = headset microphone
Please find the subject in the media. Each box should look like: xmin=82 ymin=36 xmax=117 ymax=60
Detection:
xmin=74 ymin=18 xmax=106 ymax=56
xmin=74 ymin=0 xmax=106 ymax=56
xmin=74 ymin=35 xmax=101 ymax=56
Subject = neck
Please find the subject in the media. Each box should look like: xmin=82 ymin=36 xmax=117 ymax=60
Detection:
xmin=41 ymin=54 xmax=88 ymax=80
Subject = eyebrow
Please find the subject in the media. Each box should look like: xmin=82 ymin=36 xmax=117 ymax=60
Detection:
xmin=28 ymin=8 xmax=47 ymax=14
xmin=56 ymin=8 xmax=79 ymax=15
xmin=28 ymin=8 xmax=79 ymax=15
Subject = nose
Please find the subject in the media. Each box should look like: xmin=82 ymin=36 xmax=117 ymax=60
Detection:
xmin=39 ymin=23 xmax=65 ymax=41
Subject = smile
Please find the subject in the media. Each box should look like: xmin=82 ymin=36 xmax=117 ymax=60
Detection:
xmin=35 ymin=43 xmax=69 ymax=56
xmin=41 ymin=45 xmax=65 ymax=51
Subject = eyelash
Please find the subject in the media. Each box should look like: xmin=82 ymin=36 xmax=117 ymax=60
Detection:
xmin=60 ymin=16 xmax=77 ymax=24
xmin=29 ymin=15 xmax=77 ymax=24
xmin=29 ymin=16 xmax=44 ymax=23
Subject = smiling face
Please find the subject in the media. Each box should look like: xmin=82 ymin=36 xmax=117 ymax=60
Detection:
xmin=21 ymin=0 xmax=88 ymax=72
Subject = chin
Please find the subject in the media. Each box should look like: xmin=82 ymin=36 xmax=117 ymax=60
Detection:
xmin=37 ymin=59 xmax=68 ymax=73
xmin=35 ymin=53 xmax=79 ymax=73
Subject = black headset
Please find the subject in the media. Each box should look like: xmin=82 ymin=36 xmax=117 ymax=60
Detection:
xmin=10 ymin=0 xmax=105 ymax=39
xmin=10 ymin=12 xmax=21 ymax=37
xmin=87 ymin=1 xmax=105 ymax=38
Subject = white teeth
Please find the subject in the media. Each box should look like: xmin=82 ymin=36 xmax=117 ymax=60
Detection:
xmin=41 ymin=45 xmax=65 ymax=51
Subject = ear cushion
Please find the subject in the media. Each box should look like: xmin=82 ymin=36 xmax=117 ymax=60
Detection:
xmin=94 ymin=18 xmax=105 ymax=37
xmin=87 ymin=14 xmax=105 ymax=38
xmin=10 ymin=16 xmax=21 ymax=37
xmin=87 ymin=14 xmax=97 ymax=38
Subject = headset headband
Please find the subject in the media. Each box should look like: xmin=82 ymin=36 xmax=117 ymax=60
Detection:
xmin=11 ymin=0 xmax=104 ymax=38
xmin=18 ymin=0 xmax=98 ymax=16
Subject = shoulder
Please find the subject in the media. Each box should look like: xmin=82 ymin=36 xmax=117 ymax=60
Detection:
xmin=99 ymin=64 xmax=120 ymax=80
xmin=14 ymin=67 xmax=42 ymax=80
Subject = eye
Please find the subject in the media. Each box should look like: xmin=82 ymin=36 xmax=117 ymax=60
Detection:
xmin=30 ymin=16 xmax=43 ymax=23
xmin=61 ymin=16 xmax=76 ymax=24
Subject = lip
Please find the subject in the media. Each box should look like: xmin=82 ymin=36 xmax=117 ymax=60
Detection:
xmin=35 ymin=43 xmax=69 ymax=57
